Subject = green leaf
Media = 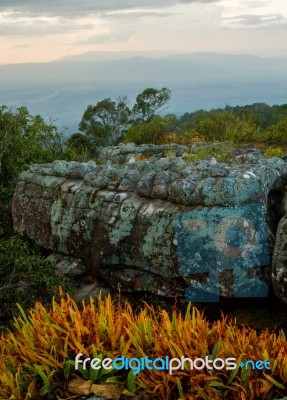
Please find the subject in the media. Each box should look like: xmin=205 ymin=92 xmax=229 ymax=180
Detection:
xmin=127 ymin=369 xmax=137 ymax=393
xmin=176 ymin=377 xmax=184 ymax=398
xmin=212 ymin=342 xmax=221 ymax=360
xmin=209 ymin=381 xmax=225 ymax=387
xmin=33 ymin=365 xmax=51 ymax=395
xmin=76 ymin=363 xmax=90 ymax=380
xmin=63 ymin=360 xmax=74 ymax=380
xmin=227 ymin=362 xmax=240 ymax=385
xmin=264 ymin=374 xmax=286 ymax=390
xmin=106 ymin=377 xmax=122 ymax=384
xmin=89 ymin=365 xmax=100 ymax=382
xmin=241 ymin=362 xmax=251 ymax=389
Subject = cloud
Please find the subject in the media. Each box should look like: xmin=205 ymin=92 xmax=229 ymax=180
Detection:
xmin=0 ymin=1 xmax=211 ymax=39
xmin=78 ymin=29 xmax=136 ymax=44
xmin=103 ymin=9 xmax=172 ymax=19
xmin=0 ymin=13 xmax=94 ymax=37
xmin=11 ymin=43 xmax=30 ymax=48
xmin=222 ymin=13 xmax=285 ymax=27
xmin=0 ymin=0 xmax=219 ymax=17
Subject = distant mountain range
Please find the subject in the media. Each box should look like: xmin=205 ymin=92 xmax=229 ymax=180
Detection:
xmin=1 ymin=51 xmax=287 ymax=134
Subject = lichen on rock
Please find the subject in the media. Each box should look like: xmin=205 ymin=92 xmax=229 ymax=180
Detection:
xmin=12 ymin=143 xmax=287 ymax=303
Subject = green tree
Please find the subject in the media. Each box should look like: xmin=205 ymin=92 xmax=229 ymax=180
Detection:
xmin=125 ymin=115 xmax=169 ymax=144
xmin=65 ymin=132 xmax=95 ymax=161
xmin=79 ymin=97 xmax=130 ymax=146
xmin=194 ymin=109 xmax=259 ymax=142
xmin=179 ymin=109 xmax=210 ymax=133
xmin=266 ymin=115 xmax=287 ymax=144
xmin=132 ymin=87 xmax=171 ymax=122
xmin=0 ymin=106 xmax=64 ymax=185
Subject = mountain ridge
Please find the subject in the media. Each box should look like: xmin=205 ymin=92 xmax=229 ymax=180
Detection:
xmin=1 ymin=51 xmax=286 ymax=133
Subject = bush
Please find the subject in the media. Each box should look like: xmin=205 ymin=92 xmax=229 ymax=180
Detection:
xmin=263 ymin=116 xmax=287 ymax=144
xmin=0 ymin=186 xmax=14 ymax=238
xmin=0 ymin=293 xmax=286 ymax=399
xmin=263 ymin=146 xmax=284 ymax=158
xmin=125 ymin=115 xmax=169 ymax=144
xmin=0 ymin=235 xmax=66 ymax=322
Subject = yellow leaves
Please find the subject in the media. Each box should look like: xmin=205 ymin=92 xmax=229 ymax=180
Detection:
xmin=0 ymin=293 xmax=286 ymax=399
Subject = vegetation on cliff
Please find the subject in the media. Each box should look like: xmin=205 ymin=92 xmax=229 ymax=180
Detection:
xmin=68 ymin=91 xmax=287 ymax=157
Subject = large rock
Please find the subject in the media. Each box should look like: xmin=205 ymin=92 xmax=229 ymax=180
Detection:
xmin=12 ymin=146 xmax=287 ymax=302
xmin=272 ymin=202 xmax=287 ymax=304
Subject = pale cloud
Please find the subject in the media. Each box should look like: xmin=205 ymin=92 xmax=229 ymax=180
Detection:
xmin=79 ymin=29 xmax=136 ymax=44
xmin=0 ymin=13 xmax=94 ymax=37
xmin=219 ymin=0 xmax=287 ymax=24
xmin=103 ymin=9 xmax=172 ymax=18
xmin=11 ymin=43 xmax=30 ymax=48
xmin=221 ymin=13 xmax=285 ymax=27
xmin=0 ymin=0 xmax=219 ymax=17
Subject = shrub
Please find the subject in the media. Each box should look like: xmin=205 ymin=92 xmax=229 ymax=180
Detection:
xmin=125 ymin=115 xmax=169 ymax=144
xmin=263 ymin=116 xmax=287 ymax=144
xmin=0 ymin=235 xmax=66 ymax=322
xmin=263 ymin=146 xmax=284 ymax=158
xmin=0 ymin=292 xmax=286 ymax=399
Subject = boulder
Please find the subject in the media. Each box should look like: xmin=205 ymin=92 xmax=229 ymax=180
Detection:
xmin=12 ymin=146 xmax=287 ymax=302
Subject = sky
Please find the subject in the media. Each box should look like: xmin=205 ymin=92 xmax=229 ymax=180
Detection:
xmin=0 ymin=0 xmax=287 ymax=64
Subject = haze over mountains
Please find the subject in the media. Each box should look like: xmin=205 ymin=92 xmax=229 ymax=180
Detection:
xmin=1 ymin=51 xmax=287 ymax=134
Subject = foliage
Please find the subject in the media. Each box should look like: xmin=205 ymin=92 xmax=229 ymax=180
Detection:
xmin=0 ymin=293 xmax=286 ymax=399
xmin=177 ymin=103 xmax=287 ymax=145
xmin=131 ymin=87 xmax=171 ymax=122
xmin=125 ymin=115 xmax=170 ymax=144
xmin=79 ymin=97 xmax=130 ymax=147
xmin=263 ymin=115 xmax=287 ymax=144
xmin=263 ymin=146 xmax=284 ymax=158
xmin=79 ymin=88 xmax=171 ymax=147
xmin=65 ymin=132 xmax=96 ymax=161
xmin=225 ymin=103 xmax=287 ymax=131
xmin=78 ymin=92 xmax=287 ymax=147
xmin=193 ymin=110 xmax=259 ymax=142
xmin=0 ymin=106 xmax=66 ymax=186
xmin=0 ymin=186 xmax=14 ymax=238
xmin=0 ymin=235 xmax=66 ymax=322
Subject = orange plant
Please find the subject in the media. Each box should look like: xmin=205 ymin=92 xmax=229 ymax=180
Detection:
xmin=0 ymin=291 xmax=286 ymax=399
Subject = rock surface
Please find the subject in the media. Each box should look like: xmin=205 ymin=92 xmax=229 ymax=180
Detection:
xmin=12 ymin=143 xmax=287 ymax=302
xmin=272 ymin=216 xmax=287 ymax=304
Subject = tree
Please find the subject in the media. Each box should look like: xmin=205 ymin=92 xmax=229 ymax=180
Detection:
xmin=266 ymin=115 xmax=287 ymax=144
xmin=132 ymin=87 xmax=171 ymax=122
xmin=125 ymin=115 xmax=170 ymax=144
xmin=0 ymin=106 xmax=65 ymax=185
xmin=192 ymin=109 xmax=258 ymax=142
xmin=65 ymin=133 xmax=95 ymax=160
xmin=79 ymin=96 xmax=130 ymax=146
